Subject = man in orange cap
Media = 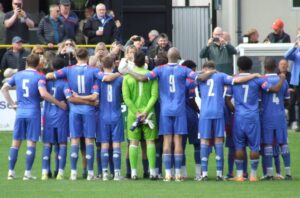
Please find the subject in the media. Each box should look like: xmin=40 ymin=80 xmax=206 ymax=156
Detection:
xmin=264 ymin=19 xmax=291 ymax=43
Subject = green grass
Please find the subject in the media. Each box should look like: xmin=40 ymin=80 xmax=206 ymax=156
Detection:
xmin=0 ymin=132 xmax=300 ymax=198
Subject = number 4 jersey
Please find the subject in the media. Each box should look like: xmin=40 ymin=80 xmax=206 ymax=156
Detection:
xmin=6 ymin=68 xmax=46 ymax=117
xmin=261 ymin=74 xmax=290 ymax=128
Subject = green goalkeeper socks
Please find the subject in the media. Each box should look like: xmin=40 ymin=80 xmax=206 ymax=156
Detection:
xmin=147 ymin=143 xmax=156 ymax=169
xmin=129 ymin=145 xmax=138 ymax=169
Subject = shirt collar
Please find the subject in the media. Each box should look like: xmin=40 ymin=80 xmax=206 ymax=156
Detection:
xmin=265 ymin=73 xmax=277 ymax=76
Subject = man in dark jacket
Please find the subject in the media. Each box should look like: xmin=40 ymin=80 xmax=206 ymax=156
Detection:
xmin=200 ymin=27 xmax=237 ymax=75
xmin=83 ymin=3 xmax=116 ymax=44
xmin=0 ymin=36 xmax=30 ymax=84
xmin=59 ymin=0 xmax=79 ymax=41
xmin=37 ymin=4 xmax=66 ymax=48
xmin=264 ymin=19 xmax=291 ymax=43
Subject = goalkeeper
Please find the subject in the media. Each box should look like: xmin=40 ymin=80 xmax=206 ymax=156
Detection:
xmin=122 ymin=50 xmax=159 ymax=179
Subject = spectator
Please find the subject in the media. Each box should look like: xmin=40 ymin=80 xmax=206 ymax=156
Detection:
xmin=145 ymin=29 xmax=159 ymax=50
xmin=109 ymin=41 xmax=123 ymax=60
xmin=107 ymin=9 xmax=123 ymax=43
xmin=277 ymin=59 xmax=294 ymax=128
xmin=147 ymin=33 xmax=171 ymax=59
xmin=83 ymin=3 xmax=116 ymax=44
xmin=245 ymin=28 xmax=259 ymax=43
xmin=56 ymin=39 xmax=77 ymax=66
xmin=285 ymin=39 xmax=300 ymax=131
xmin=59 ymin=0 xmax=79 ymax=41
xmin=1 ymin=36 xmax=30 ymax=76
xmin=31 ymin=45 xmax=49 ymax=73
xmin=89 ymin=42 xmax=109 ymax=68
xmin=3 ymin=0 xmax=35 ymax=43
xmin=264 ymin=19 xmax=291 ymax=43
xmin=77 ymin=6 xmax=94 ymax=44
xmin=37 ymin=4 xmax=66 ymax=48
xmin=200 ymin=26 xmax=237 ymax=75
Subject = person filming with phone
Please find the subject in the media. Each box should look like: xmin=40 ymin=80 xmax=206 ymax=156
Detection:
xmin=200 ymin=27 xmax=237 ymax=75
xmin=4 ymin=0 xmax=34 ymax=44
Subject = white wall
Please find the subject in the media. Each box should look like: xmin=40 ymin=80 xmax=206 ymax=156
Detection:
xmin=217 ymin=0 xmax=300 ymax=45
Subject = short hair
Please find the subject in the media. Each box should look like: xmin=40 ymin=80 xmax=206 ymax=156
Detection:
xmin=237 ymin=56 xmax=253 ymax=71
xmin=202 ymin=61 xmax=215 ymax=69
xmin=149 ymin=29 xmax=159 ymax=37
xmin=182 ymin=60 xmax=197 ymax=70
xmin=125 ymin=45 xmax=137 ymax=54
xmin=264 ymin=57 xmax=277 ymax=72
xmin=26 ymin=54 xmax=40 ymax=68
xmin=132 ymin=36 xmax=141 ymax=42
xmin=158 ymin=33 xmax=168 ymax=40
xmin=52 ymin=57 xmax=65 ymax=70
xmin=75 ymin=48 xmax=89 ymax=60
xmin=134 ymin=50 xmax=145 ymax=67
xmin=49 ymin=4 xmax=59 ymax=12
xmin=102 ymin=55 xmax=114 ymax=69
xmin=155 ymin=52 xmax=168 ymax=65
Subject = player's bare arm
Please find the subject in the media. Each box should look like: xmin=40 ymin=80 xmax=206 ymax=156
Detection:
xmin=1 ymin=83 xmax=17 ymax=109
xmin=233 ymin=73 xmax=261 ymax=84
xmin=268 ymin=73 xmax=286 ymax=92
xmin=39 ymin=87 xmax=67 ymax=110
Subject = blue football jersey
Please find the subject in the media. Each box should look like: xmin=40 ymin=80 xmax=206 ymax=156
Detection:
xmin=54 ymin=64 xmax=100 ymax=114
xmin=146 ymin=63 xmax=197 ymax=116
xmin=198 ymin=72 xmax=233 ymax=119
xmin=232 ymin=74 xmax=271 ymax=117
xmin=98 ymin=75 xmax=123 ymax=123
xmin=7 ymin=68 xmax=46 ymax=118
xmin=261 ymin=74 xmax=290 ymax=128
xmin=44 ymin=79 xmax=68 ymax=127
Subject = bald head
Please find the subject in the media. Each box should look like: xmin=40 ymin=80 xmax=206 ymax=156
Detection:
xmin=167 ymin=47 xmax=181 ymax=63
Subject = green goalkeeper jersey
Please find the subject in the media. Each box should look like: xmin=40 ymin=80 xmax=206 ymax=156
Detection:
xmin=122 ymin=66 xmax=158 ymax=115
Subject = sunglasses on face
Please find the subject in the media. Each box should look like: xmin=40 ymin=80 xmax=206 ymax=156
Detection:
xmin=35 ymin=52 xmax=44 ymax=55
xmin=65 ymin=43 xmax=73 ymax=46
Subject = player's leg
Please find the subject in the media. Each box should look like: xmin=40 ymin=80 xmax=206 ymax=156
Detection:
xmin=261 ymin=127 xmax=274 ymax=180
xmin=109 ymin=142 xmax=115 ymax=176
xmin=129 ymin=140 xmax=139 ymax=179
xmin=8 ymin=139 xmax=22 ymax=180
xmin=181 ymin=135 xmax=188 ymax=179
xmin=111 ymin=120 xmax=124 ymax=181
xmin=155 ymin=136 xmax=163 ymax=178
xmin=232 ymin=116 xmax=246 ymax=181
xmin=141 ymin=139 xmax=149 ymax=178
xmin=41 ymin=143 xmax=51 ymax=180
xmin=95 ymin=142 xmax=102 ymax=178
xmin=125 ymin=143 xmax=131 ymax=179
xmin=214 ymin=118 xmax=225 ymax=180
xmin=53 ymin=128 xmax=59 ymax=178
xmin=173 ymin=134 xmax=184 ymax=181
xmin=199 ymin=118 xmax=212 ymax=180
xmin=163 ymin=135 xmax=173 ymax=181
xmin=79 ymin=137 xmax=87 ymax=178
xmin=24 ymin=140 xmax=37 ymax=180
xmin=273 ymin=145 xmax=283 ymax=179
xmin=101 ymin=142 xmax=110 ymax=181
xmin=56 ymin=125 xmax=68 ymax=180
xmin=23 ymin=117 xmax=41 ymax=180
xmin=193 ymin=143 xmax=201 ymax=180
xmin=226 ymin=146 xmax=235 ymax=178
xmin=280 ymin=144 xmax=292 ymax=179
xmin=85 ymin=137 xmax=95 ymax=180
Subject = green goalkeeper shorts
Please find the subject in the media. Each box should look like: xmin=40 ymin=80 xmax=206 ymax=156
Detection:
xmin=127 ymin=113 xmax=158 ymax=141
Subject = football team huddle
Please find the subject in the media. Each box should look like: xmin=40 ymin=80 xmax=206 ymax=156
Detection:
xmin=0 ymin=46 xmax=292 ymax=182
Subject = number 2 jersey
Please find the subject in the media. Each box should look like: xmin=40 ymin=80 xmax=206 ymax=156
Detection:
xmin=198 ymin=72 xmax=233 ymax=119
xmin=261 ymin=74 xmax=290 ymax=128
xmin=7 ymin=68 xmax=46 ymax=118
xmin=146 ymin=63 xmax=197 ymax=116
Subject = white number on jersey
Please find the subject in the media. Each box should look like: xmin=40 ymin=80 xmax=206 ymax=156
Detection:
xmin=169 ymin=75 xmax=176 ymax=93
xmin=272 ymin=93 xmax=280 ymax=105
xmin=77 ymin=75 xmax=85 ymax=94
xmin=22 ymin=79 xmax=29 ymax=97
xmin=51 ymin=87 xmax=57 ymax=105
xmin=138 ymin=82 xmax=143 ymax=96
xmin=107 ymin=84 xmax=113 ymax=102
xmin=242 ymin=85 xmax=249 ymax=103
xmin=207 ymin=79 xmax=215 ymax=97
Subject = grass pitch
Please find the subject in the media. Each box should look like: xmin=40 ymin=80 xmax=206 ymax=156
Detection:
xmin=0 ymin=132 xmax=299 ymax=198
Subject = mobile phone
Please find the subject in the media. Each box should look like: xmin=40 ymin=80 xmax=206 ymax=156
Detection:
xmin=213 ymin=37 xmax=220 ymax=42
